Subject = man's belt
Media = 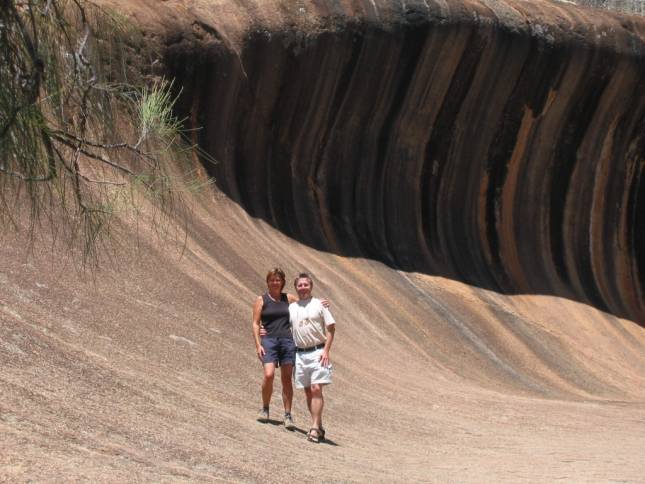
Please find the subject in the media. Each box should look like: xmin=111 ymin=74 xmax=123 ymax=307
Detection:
xmin=296 ymin=343 xmax=325 ymax=353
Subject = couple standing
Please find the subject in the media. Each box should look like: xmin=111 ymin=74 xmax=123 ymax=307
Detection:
xmin=252 ymin=268 xmax=336 ymax=443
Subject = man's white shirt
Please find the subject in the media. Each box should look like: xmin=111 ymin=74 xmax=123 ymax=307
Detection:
xmin=289 ymin=297 xmax=336 ymax=349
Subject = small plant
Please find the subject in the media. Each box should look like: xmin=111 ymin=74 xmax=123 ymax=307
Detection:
xmin=137 ymin=80 xmax=183 ymax=148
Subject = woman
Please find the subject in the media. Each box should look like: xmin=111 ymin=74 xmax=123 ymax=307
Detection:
xmin=252 ymin=268 xmax=298 ymax=429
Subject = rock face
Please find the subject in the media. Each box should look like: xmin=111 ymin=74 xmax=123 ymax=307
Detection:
xmin=166 ymin=0 xmax=645 ymax=323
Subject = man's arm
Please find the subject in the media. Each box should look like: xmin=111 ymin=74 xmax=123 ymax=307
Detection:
xmin=252 ymin=296 xmax=265 ymax=361
xmin=320 ymin=323 xmax=335 ymax=367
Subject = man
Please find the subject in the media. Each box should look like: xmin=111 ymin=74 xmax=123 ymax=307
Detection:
xmin=289 ymin=273 xmax=336 ymax=443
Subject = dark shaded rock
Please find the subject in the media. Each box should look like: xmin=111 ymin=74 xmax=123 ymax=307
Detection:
xmin=165 ymin=1 xmax=645 ymax=324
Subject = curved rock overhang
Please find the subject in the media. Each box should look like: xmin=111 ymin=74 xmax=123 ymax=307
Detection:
xmin=163 ymin=0 xmax=645 ymax=324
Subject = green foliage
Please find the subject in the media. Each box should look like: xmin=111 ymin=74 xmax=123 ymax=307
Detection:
xmin=138 ymin=80 xmax=183 ymax=147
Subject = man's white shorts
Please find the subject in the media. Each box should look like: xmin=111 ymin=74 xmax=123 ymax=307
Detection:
xmin=294 ymin=347 xmax=332 ymax=389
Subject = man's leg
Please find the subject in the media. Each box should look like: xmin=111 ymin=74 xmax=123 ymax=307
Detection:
xmin=280 ymin=363 xmax=293 ymax=414
xmin=304 ymin=386 xmax=313 ymax=415
xmin=303 ymin=386 xmax=323 ymax=431
xmin=309 ymin=384 xmax=324 ymax=430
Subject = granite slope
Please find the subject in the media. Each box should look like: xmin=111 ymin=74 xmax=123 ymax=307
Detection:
xmin=1 ymin=184 xmax=644 ymax=481
xmin=1 ymin=0 xmax=645 ymax=482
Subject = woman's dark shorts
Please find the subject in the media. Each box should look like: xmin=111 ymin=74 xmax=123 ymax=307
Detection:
xmin=261 ymin=337 xmax=296 ymax=367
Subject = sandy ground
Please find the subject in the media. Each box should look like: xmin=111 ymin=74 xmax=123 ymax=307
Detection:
xmin=1 ymin=186 xmax=644 ymax=483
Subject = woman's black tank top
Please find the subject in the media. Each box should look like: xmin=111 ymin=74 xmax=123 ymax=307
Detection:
xmin=261 ymin=293 xmax=291 ymax=338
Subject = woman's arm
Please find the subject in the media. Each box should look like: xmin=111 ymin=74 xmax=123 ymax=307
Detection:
xmin=252 ymin=296 xmax=265 ymax=361
xmin=288 ymin=292 xmax=330 ymax=308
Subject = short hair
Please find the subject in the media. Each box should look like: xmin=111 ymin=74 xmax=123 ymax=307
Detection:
xmin=294 ymin=272 xmax=313 ymax=289
xmin=266 ymin=268 xmax=286 ymax=290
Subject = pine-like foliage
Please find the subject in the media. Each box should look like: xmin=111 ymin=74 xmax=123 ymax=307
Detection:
xmin=0 ymin=0 xmax=195 ymax=262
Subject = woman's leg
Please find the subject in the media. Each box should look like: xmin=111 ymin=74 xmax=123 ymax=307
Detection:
xmin=280 ymin=363 xmax=294 ymax=414
xmin=262 ymin=363 xmax=276 ymax=408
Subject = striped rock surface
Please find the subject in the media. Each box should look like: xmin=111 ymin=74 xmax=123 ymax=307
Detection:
xmin=164 ymin=0 xmax=645 ymax=323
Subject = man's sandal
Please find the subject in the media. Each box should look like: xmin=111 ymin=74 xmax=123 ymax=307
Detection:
xmin=307 ymin=428 xmax=321 ymax=443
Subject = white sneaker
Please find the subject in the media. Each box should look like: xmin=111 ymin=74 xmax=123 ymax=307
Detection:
xmin=284 ymin=413 xmax=295 ymax=430
xmin=257 ymin=407 xmax=269 ymax=422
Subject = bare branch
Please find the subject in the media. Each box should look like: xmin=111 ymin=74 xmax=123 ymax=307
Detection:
xmin=0 ymin=165 xmax=54 ymax=182
xmin=49 ymin=129 xmax=156 ymax=161
xmin=50 ymin=134 xmax=137 ymax=176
